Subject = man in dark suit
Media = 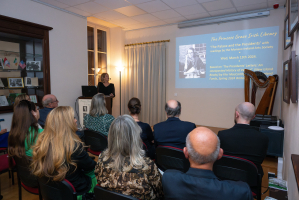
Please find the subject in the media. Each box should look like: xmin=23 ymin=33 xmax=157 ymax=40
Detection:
xmin=218 ymin=102 xmax=269 ymax=177
xmin=38 ymin=94 xmax=84 ymax=139
xmin=38 ymin=94 xmax=59 ymax=127
xmin=153 ymin=100 xmax=196 ymax=149
xmin=163 ymin=127 xmax=252 ymax=200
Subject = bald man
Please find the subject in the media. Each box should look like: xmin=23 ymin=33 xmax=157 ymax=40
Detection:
xmin=218 ymin=102 xmax=269 ymax=177
xmin=38 ymin=94 xmax=59 ymax=126
xmin=162 ymin=127 xmax=252 ymax=200
xmin=153 ymin=100 xmax=196 ymax=149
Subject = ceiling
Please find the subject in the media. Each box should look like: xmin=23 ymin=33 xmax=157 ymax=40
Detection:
xmin=35 ymin=0 xmax=286 ymax=30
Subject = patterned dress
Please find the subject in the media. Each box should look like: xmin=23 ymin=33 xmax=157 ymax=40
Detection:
xmin=83 ymin=114 xmax=114 ymax=136
xmin=95 ymin=154 xmax=164 ymax=200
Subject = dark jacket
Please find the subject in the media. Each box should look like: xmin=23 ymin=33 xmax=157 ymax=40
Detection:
xmin=153 ymin=117 xmax=196 ymax=149
xmin=163 ymin=168 xmax=253 ymax=200
xmin=66 ymin=144 xmax=96 ymax=195
xmin=218 ymin=124 xmax=269 ymax=176
xmin=137 ymin=121 xmax=155 ymax=159
xmin=38 ymin=107 xmax=54 ymax=126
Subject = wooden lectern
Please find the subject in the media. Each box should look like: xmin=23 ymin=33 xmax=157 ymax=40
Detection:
xmin=104 ymin=96 xmax=112 ymax=114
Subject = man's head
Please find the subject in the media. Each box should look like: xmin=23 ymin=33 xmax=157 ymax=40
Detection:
xmin=234 ymin=102 xmax=255 ymax=124
xmin=42 ymin=94 xmax=59 ymax=108
xmin=165 ymin=100 xmax=181 ymax=118
xmin=184 ymin=127 xmax=223 ymax=169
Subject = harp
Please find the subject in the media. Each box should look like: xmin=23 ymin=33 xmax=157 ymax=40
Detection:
xmin=244 ymin=69 xmax=278 ymax=115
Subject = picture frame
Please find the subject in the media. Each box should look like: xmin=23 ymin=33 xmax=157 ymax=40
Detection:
xmin=283 ymin=60 xmax=291 ymax=103
xmin=29 ymin=95 xmax=38 ymax=103
xmin=291 ymin=51 xmax=298 ymax=103
xmin=7 ymin=77 xmax=24 ymax=88
xmin=285 ymin=15 xmax=293 ymax=49
xmin=25 ymin=77 xmax=32 ymax=86
xmin=26 ymin=61 xmax=41 ymax=71
xmin=288 ymin=0 xmax=299 ymax=37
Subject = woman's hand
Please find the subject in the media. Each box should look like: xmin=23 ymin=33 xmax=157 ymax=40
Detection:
xmin=109 ymin=93 xmax=114 ymax=97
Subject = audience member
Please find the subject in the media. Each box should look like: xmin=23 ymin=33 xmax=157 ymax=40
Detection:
xmin=13 ymin=94 xmax=30 ymax=110
xmin=128 ymin=97 xmax=155 ymax=159
xmin=31 ymin=106 xmax=96 ymax=199
xmin=218 ymin=102 xmax=269 ymax=176
xmin=83 ymin=93 xmax=114 ymax=136
xmin=154 ymin=100 xmax=196 ymax=149
xmin=163 ymin=127 xmax=253 ymax=200
xmin=0 ymin=129 xmax=8 ymax=148
xmin=95 ymin=115 xmax=163 ymax=199
xmin=8 ymin=100 xmax=43 ymax=157
xmin=38 ymin=94 xmax=59 ymax=126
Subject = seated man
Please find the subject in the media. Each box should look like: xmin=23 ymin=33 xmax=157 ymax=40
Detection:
xmin=38 ymin=94 xmax=84 ymax=139
xmin=218 ymin=102 xmax=269 ymax=177
xmin=38 ymin=94 xmax=59 ymax=126
xmin=154 ymin=100 xmax=196 ymax=149
xmin=163 ymin=127 xmax=252 ymax=200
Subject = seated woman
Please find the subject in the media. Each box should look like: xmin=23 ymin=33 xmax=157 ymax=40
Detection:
xmin=83 ymin=93 xmax=114 ymax=136
xmin=31 ymin=106 xmax=96 ymax=199
xmin=14 ymin=94 xmax=31 ymax=110
xmin=95 ymin=115 xmax=163 ymax=200
xmin=8 ymin=100 xmax=42 ymax=157
xmin=128 ymin=97 xmax=155 ymax=159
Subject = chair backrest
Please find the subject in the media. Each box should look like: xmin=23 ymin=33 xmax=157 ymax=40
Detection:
xmin=84 ymin=130 xmax=108 ymax=152
xmin=155 ymin=146 xmax=190 ymax=173
xmin=213 ymin=155 xmax=261 ymax=187
xmin=94 ymin=185 xmax=139 ymax=200
xmin=13 ymin=156 xmax=39 ymax=188
xmin=38 ymin=177 xmax=77 ymax=200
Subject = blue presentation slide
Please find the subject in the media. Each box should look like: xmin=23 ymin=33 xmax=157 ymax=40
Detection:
xmin=175 ymin=26 xmax=279 ymax=88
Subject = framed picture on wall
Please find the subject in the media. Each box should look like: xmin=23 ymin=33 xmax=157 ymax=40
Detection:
xmin=283 ymin=60 xmax=291 ymax=103
xmin=291 ymin=51 xmax=298 ymax=103
xmin=285 ymin=15 xmax=293 ymax=49
xmin=288 ymin=0 xmax=299 ymax=37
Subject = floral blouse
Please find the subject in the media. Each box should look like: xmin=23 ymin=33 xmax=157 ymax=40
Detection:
xmin=95 ymin=154 xmax=164 ymax=200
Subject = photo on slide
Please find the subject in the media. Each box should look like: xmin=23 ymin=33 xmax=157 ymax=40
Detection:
xmin=179 ymin=44 xmax=206 ymax=79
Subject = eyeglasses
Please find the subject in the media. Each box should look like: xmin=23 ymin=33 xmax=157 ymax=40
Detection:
xmin=51 ymin=99 xmax=59 ymax=103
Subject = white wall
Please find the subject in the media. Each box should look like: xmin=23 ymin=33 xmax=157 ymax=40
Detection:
xmin=0 ymin=0 xmax=88 ymax=129
xmin=125 ymin=9 xmax=284 ymax=128
xmin=282 ymin=23 xmax=299 ymax=200
xmin=109 ymin=27 xmax=125 ymax=118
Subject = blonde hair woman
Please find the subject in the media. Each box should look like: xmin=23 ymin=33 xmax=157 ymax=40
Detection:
xmin=97 ymin=73 xmax=115 ymax=110
xmin=31 ymin=106 xmax=96 ymax=199
xmin=83 ymin=93 xmax=114 ymax=136
xmin=95 ymin=115 xmax=163 ymax=200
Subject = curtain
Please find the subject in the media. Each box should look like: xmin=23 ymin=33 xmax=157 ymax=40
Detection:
xmin=121 ymin=42 xmax=166 ymax=126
